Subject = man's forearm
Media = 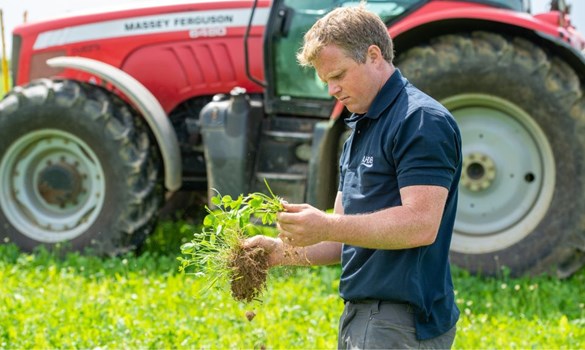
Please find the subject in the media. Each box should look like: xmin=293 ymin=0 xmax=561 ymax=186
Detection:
xmin=322 ymin=186 xmax=448 ymax=250
xmin=281 ymin=241 xmax=342 ymax=266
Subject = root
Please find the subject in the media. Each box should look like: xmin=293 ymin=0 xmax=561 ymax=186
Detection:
xmin=228 ymin=242 xmax=269 ymax=303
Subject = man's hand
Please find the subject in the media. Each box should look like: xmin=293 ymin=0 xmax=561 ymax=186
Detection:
xmin=243 ymin=235 xmax=285 ymax=267
xmin=276 ymin=203 xmax=334 ymax=247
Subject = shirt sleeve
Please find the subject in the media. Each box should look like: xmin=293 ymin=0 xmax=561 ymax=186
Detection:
xmin=392 ymin=108 xmax=461 ymax=190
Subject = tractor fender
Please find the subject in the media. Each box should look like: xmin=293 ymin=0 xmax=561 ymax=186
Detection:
xmin=392 ymin=15 xmax=585 ymax=83
xmin=390 ymin=5 xmax=574 ymax=45
xmin=533 ymin=30 xmax=585 ymax=81
xmin=47 ymin=56 xmax=182 ymax=192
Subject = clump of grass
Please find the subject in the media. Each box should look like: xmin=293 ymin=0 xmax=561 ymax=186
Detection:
xmin=178 ymin=180 xmax=283 ymax=303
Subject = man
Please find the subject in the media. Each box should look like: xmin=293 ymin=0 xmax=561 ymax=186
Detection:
xmin=246 ymin=4 xmax=461 ymax=349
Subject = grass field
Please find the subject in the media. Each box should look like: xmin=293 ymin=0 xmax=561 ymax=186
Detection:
xmin=1 ymin=219 xmax=584 ymax=349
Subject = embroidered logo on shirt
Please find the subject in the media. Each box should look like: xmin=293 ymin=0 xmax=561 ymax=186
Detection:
xmin=361 ymin=156 xmax=374 ymax=168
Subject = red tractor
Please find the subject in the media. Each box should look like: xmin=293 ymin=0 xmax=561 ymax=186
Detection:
xmin=2 ymin=0 xmax=585 ymax=277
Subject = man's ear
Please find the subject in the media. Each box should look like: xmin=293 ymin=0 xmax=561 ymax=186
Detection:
xmin=367 ymin=45 xmax=383 ymax=63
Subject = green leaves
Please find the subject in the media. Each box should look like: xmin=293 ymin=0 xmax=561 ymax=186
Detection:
xmin=178 ymin=181 xmax=284 ymax=293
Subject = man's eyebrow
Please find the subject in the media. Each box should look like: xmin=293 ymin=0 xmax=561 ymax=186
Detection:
xmin=322 ymin=69 xmax=344 ymax=82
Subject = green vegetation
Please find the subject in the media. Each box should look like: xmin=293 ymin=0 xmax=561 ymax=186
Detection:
xmin=179 ymin=185 xmax=283 ymax=303
xmin=452 ymin=267 xmax=585 ymax=348
xmin=0 ymin=219 xmax=584 ymax=348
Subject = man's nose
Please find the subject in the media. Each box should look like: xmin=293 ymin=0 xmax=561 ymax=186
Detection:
xmin=328 ymin=83 xmax=340 ymax=96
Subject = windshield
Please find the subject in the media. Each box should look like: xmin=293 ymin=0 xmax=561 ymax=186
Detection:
xmin=341 ymin=0 xmax=416 ymax=22
xmin=273 ymin=0 xmax=424 ymax=100
xmin=477 ymin=0 xmax=528 ymax=12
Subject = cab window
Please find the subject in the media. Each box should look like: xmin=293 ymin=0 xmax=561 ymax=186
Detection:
xmin=273 ymin=0 xmax=424 ymax=100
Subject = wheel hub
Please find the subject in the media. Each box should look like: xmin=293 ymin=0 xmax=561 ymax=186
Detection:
xmin=460 ymin=152 xmax=496 ymax=192
xmin=37 ymin=160 xmax=84 ymax=207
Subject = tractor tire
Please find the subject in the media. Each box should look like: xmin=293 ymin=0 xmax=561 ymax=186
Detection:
xmin=397 ymin=31 xmax=585 ymax=277
xmin=0 ymin=79 xmax=163 ymax=255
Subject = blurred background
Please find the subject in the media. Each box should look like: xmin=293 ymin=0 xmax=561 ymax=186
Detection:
xmin=1 ymin=0 xmax=584 ymax=59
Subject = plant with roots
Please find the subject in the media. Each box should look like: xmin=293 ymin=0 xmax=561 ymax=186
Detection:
xmin=178 ymin=181 xmax=284 ymax=303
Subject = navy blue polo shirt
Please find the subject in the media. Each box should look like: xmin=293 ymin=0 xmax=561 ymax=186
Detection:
xmin=338 ymin=69 xmax=461 ymax=340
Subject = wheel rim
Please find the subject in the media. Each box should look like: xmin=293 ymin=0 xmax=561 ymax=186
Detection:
xmin=443 ymin=94 xmax=555 ymax=254
xmin=0 ymin=129 xmax=106 ymax=243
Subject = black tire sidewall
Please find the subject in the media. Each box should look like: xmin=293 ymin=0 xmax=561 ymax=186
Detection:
xmin=397 ymin=33 xmax=583 ymax=276
xmin=0 ymin=81 xmax=161 ymax=253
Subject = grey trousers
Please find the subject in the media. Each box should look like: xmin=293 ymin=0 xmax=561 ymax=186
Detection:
xmin=338 ymin=301 xmax=456 ymax=349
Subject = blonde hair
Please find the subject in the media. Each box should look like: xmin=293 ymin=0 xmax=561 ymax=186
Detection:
xmin=297 ymin=4 xmax=394 ymax=67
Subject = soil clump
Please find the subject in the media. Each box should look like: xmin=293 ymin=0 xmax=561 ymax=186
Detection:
xmin=228 ymin=242 xmax=269 ymax=303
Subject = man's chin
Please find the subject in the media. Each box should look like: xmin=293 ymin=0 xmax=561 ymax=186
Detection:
xmin=346 ymin=105 xmax=366 ymax=114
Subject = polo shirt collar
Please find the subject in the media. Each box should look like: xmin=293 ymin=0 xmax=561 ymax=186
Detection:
xmin=345 ymin=68 xmax=407 ymax=127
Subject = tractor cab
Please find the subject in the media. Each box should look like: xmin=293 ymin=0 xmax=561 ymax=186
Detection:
xmin=261 ymin=0 xmax=423 ymax=118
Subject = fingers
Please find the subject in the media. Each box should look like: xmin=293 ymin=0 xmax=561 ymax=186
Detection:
xmin=277 ymin=203 xmax=308 ymax=223
xmin=276 ymin=202 xmax=318 ymax=247
xmin=243 ymin=235 xmax=260 ymax=248
xmin=244 ymin=235 xmax=277 ymax=251
xmin=281 ymin=202 xmax=308 ymax=213
xmin=245 ymin=236 xmax=288 ymax=266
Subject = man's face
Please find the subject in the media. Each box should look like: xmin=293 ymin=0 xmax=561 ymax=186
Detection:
xmin=313 ymin=44 xmax=381 ymax=114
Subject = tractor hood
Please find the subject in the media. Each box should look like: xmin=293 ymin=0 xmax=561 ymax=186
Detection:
xmin=11 ymin=0 xmax=270 ymax=91
xmin=13 ymin=0 xmax=269 ymax=51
